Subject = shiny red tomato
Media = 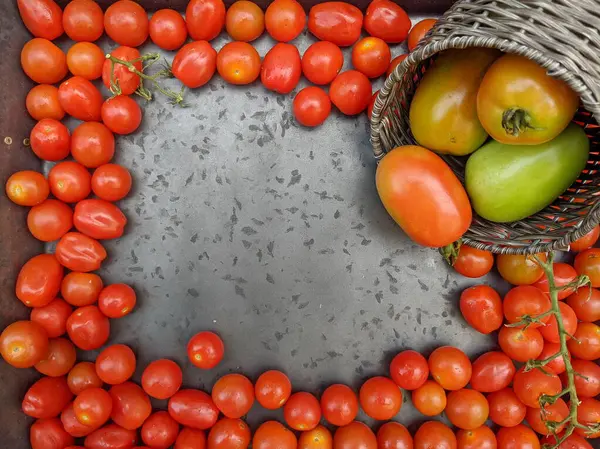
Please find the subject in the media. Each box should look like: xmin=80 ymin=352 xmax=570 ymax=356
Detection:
xmin=1 ymin=320 xmax=49 ymax=367
xmin=261 ymin=43 xmax=302 ymax=94
xmin=226 ymin=1 xmax=264 ymax=42
xmin=186 ymin=0 xmax=226 ymax=41
xmin=16 ymin=253 xmax=63 ymax=308
xmin=503 ymin=285 xmax=551 ymax=328
xmin=149 ymin=9 xmax=187 ymax=50
xmin=6 ymin=170 xmax=49 ymax=206
xmin=413 ymin=421 xmax=456 ymax=449
xmin=452 ymin=246 xmax=494 ymax=278
xmin=568 ymin=322 xmax=600 ymax=360
xmin=31 ymin=298 xmax=72 ymax=338
xmin=102 ymin=46 xmax=142 ymax=96
xmin=187 ymin=331 xmax=224 ymax=369
xmin=34 ymin=337 xmax=76 ymax=376
xmin=569 ymin=359 xmax=600 ymax=398
xmin=73 ymin=387 xmax=112 ymax=429
xmin=445 ymin=389 xmax=489 ymax=430
xmin=411 ymin=379 xmax=446 ymax=416
xmin=22 ymin=376 xmax=72 ymax=418
xmin=571 ymin=225 xmax=600 ymax=252
xmin=26 ymin=85 xmax=65 ymax=121
xmin=265 ymin=0 xmax=306 ymax=42
xmin=55 ymin=232 xmax=107 ymax=272
xmin=575 ymin=248 xmax=600 ymax=287
xmin=101 ymin=96 xmax=142 ymax=135
xmin=84 ymin=424 xmax=139 ymax=449
xmin=352 ymin=37 xmax=391 ymax=78
xmin=30 ymin=417 xmax=75 ymax=449
xmin=92 ymin=163 xmax=132 ymax=202
xmin=73 ymin=199 xmax=127 ymax=240
xmin=63 ymin=0 xmax=104 ymax=42
xmin=293 ymin=87 xmax=331 ymax=127
xmin=21 ymin=38 xmax=68 ymax=84
xmin=66 ymin=305 xmax=110 ymax=350
xmin=567 ymin=287 xmax=600 ymax=322
xmin=67 ymin=42 xmax=104 ymax=80
xmin=532 ymin=262 xmax=577 ymax=299
xmin=320 ymin=384 xmax=358 ymax=426
xmin=212 ymin=374 xmax=255 ymax=419
xmin=61 ymin=271 xmax=103 ymax=306
xmin=98 ymin=283 xmax=136 ymax=318
xmin=376 ymin=422 xmax=412 ymax=449
xmin=487 ymin=387 xmax=526 ymax=427
xmin=526 ymin=398 xmax=569 ymax=435
xmin=456 ymin=426 xmax=496 ymax=449
xmin=537 ymin=342 xmax=569 ymax=375
xmin=168 ymin=389 xmax=219 ymax=430
xmin=208 ymin=418 xmax=251 ymax=449
xmin=217 ymin=42 xmax=261 ymax=85
xmin=254 ymin=421 xmax=297 ymax=449
xmin=334 ymin=422 xmax=377 ymax=449
xmin=27 ymin=199 xmax=73 ymax=242
xmin=68 ymin=361 xmax=103 ymax=395
xmin=308 ymin=2 xmax=363 ymax=47
xmin=359 ymin=376 xmax=402 ymax=420
xmin=330 ymin=70 xmax=372 ymax=115
xmin=470 ymin=351 xmax=515 ymax=393
xmin=172 ymin=41 xmax=217 ymax=88
xmin=71 ymin=122 xmax=115 ymax=168
xmin=459 ymin=285 xmax=503 ymax=334
xmin=495 ymin=425 xmax=539 ymax=449
xmin=389 ymin=349 xmax=428 ymax=390
xmin=498 ymin=326 xmax=543 ymax=362
xmin=299 ymin=425 xmax=333 ymax=449
xmin=576 ymin=398 xmax=600 ymax=438
xmin=428 ymin=346 xmax=472 ymax=390
xmin=61 ymin=401 xmax=98 ymax=437
xmin=49 ymin=161 xmax=91 ymax=203
xmin=142 ymin=359 xmax=183 ymax=399
xmin=30 ymin=118 xmax=71 ymax=161
xmin=541 ymin=433 xmax=593 ymax=449
xmin=58 ymin=76 xmax=103 ymax=121
xmin=301 ymin=41 xmax=343 ymax=85
xmin=513 ymin=366 xmax=561 ymax=408
xmin=407 ymin=19 xmax=436 ymax=51
xmin=17 ymin=0 xmax=63 ymax=40
xmin=104 ymin=0 xmax=148 ymax=47
xmin=254 ymin=370 xmax=292 ymax=410
xmin=175 ymin=427 xmax=207 ymax=449
xmin=386 ymin=54 xmax=407 ymax=77
xmin=96 ymin=344 xmax=136 ymax=385
xmin=364 ymin=0 xmax=411 ymax=43
xmin=284 ymin=392 xmax=322 ymax=431
xmin=496 ymin=253 xmax=546 ymax=285
xmin=141 ymin=411 xmax=180 ymax=449
xmin=539 ymin=302 xmax=578 ymax=343
xmin=110 ymin=381 xmax=152 ymax=430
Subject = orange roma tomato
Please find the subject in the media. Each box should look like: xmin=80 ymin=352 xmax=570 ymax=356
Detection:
xmin=308 ymin=2 xmax=363 ymax=47
xmin=226 ymin=1 xmax=264 ymax=42
xmin=30 ymin=298 xmax=72 ymax=338
xmin=513 ymin=366 xmax=562 ymax=408
xmin=18 ymin=0 xmax=63 ymax=40
xmin=16 ymin=253 xmax=63 ymax=308
xmin=302 ymin=41 xmax=343 ymax=85
xmin=110 ymin=382 xmax=152 ymax=430
xmin=92 ymin=163 xmax=132 ymax=201
xmin=6 ymin=170 xmax=50 ymax=206
xmin=261 ymin=43 xmax=301 ymax=94
xmin=68 ymin=361 xmax=103 ymax=395
xmin=496 ymin=425 xmax=539 ymax=449
xmin=329 ymin=70 xmax=371 ymax=115
xmin=413 ymin=421 xmax=456 ymax=449
xmin=30 ymin=418 xmax=75 ymax=449
xmin=71 ymin=122 xmax=115 ymax=168
xmin=575 ymin=248 xmax=600 ymax=287
xmin=254 ymin=421 xmax=297 ymax=449
xmin=496 ymin=253 xmax=546 ymax=285
xmin=172 ymin=41 xmax=217 ymax=88
xmin=428 ymin=346 xmax=471 ymax=391
xmin=487 ymin=388 xmax=526 ymax=427
xmin=255 ymin=370 xmax=292 ymax=410
xmin=503 ymin=285 xmax=551 ymax=328
xmin=22 ymin=376 xmax=72 ymax=419
xmin=101 ymin=96 xmax=142 ymax=135
xmin=49 ymin=161 xmax=92 ymax=203
xmin=265 ymin=0 xmax=306 ymax=42
xmin=63 ymin=0 xmax=104 ymax=42
xmin=377 ymin=422 xmax=412 ymax=449
xmin=456 ymin=426 xmax=496 ymax=449
xmin=452 ymin=246 xmax=494 ymax=278
xmin=390 ymin=350 xmax=429 ymax=391
xmin=386 ymin=54 xmax=407 ymax=77
xmin=26 ymin=84 xmax=65 ymax=121
xmin=186 ymin=0 xmax=226 ymax=41
xmin=217 ymin=42 xmax=260 ymax=85
xmin=411 ymin=380 xmax=446 ymax=416
xmin=571 ymin=225 xmax=600 ymax=251
xmin=104 ymin=0 xmax=148 ymax=47
xmin=58 ymin=76 xmax=103 ymax=122
xmin=102 ymin=46 xmax=142 ymax=96
xmin=284 ymin=392 xmax=321 ymax=431
xmin=526 ymin=399 xmax=569 ymax=435
xmin=470 ymin=351 xmax=515 ymax=393
xmin=21 ymin=38 xmax=67 ymax=84
xmin=55 ymin=232 xmax=107 ymax=272
xmin=34 ymin=337 xmax=76 ymax=376
xmin=333 ymin=422 xmax=377 ymax=449
xmin=376 ymin=145 xmax=472 ymax=247
xmin=168 ymin=389 xmax=219 ymax=430
xmin=176 ymin=427 xmax=207 ymax=449
xmin=142 ymin=359 xmax=183 ymax=400
xmin=498 ymin=326 xmax=543 ymax=362
xmin=66 ymin=305 xmax=110 ymax=350
xmin=300 ymin=425 xmax=333 ymax=449
xmin=142 ymin=411 xmax=180 ymax=449
xmin=61 ymin=271 xmax=103 ymax=306
xmin=459 ymin=285 xmax=503 ymax=334
xmin=445 ymin=389 xmax=489 ymax=430
xmin=0 ymin=320 xmax=49 ymax=368
xmin=539 ymin=302 xmax=577 ymax=343
xmin=352 ymin=37 xmax=391 ymax=79
xmin=67 ymin=42 xmax=104 ymax=80
xmin=320 ymin=384 xmax=358 ymax=426
xmin=73 ymin=199 xmax=127 ymax=240
xmin=359 ymin=377 xmax=402 ymax=420
xmin=567 ymin=287 xmax=600 ymax=322
xmin=364 ymin=0 xmax=411 ymax=43
xmin=532 ymin=262 xmax=577 ymax=299
xmin=98 ymin=283 xmax=136 ymax=318
xmin=407 ymin=19 xmax=436 ymax=51
xmin=149 ymin=9 xmax=188 ymax=50
xmin=73 ymin=387 xmax=112 ymax=429
xmin=30 ymin=118 xmax=71 ymax=161
xmin=208 ymin=418 xmax=251 ymax=449
xmin=84 ymin=424 xmax=139 ymax=449
xmin=96 ymin=344 xmax=136 ymax=385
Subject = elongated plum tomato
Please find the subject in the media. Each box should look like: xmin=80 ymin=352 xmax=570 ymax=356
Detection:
xmin=104 ymin=0 xmax=149 ymax=47
xmin=571 ymin=225 xmax=600 ymax=252
xmin=568 ymin=322 xmax=600 ymax=361
xmin=16 ymin=253 xmax=64 ymax=308
xmin=376 ymin=146 xmax=472 ymax=247
xmin=22 ymin=376 xmax=72 ymax=419
xmin=226 ymin=0 xmax=264 ymax=42
xmin=459 ymin=285 xmax=503 ymax=334
xmin=17 ymin=0 xmax=63 ymax=40
xmin=293 ymin=87 xmax=331 ymax=128
xmin=320 ymin=384 xmax=358 ymax=426
xmin=102 ymin=46 xmax=142 ymax=96
xmin=308 ymin=2 xmax=363 ymax=47
xmin=73 ymin=199 xmax=127 ymax=240
xmin=301 ymin=41 xmax=343 ymax=86
xmin=21 ymin=38 xmax=68 ymax=85
xmin=58 ymin=76 xmax=103 ymax=122
xmin=26 ymin=85 xmax=65 ymax=121
xmin=261 ymin=43 xmax=302 ymax=94
xmin=110 ymin=381 xmax=152 ymax=430
xmin=172 ymin=41 xmax=217 ymax=88
xmin=364 ymin=0 xmax=411 ymax=43
xmin=0 ymin=320 xmax=49 ymax=368
xmin=168 ymin=389 xmax=219 ymax=429
xmin=84 ymin=424 xmax=138 ymax=449
xmin=6 ymin=171 xmax=50 ymax=206
xmin=149 ymin=9 xmax=188 ymax=51
xmin=470 ymin=351 xmax=515 ymax=393
xmin=186 ymin=0 xmax=226 ymax=41
xmin=63 ymin=0 xmax=104 ymax=42
xmin=217 ymin=42 xmax=261 ymax=85
xmin=265 ymin=0 xmax=306 ymax=42
xmin=477 ymin=54 xmax=579 ymax=144
xmin=101 ymin=96 xmax=142 ymax=135
xmin=55 ymin=232 xmax=107 ymax=272
xmin=329 ymin=70 xmax=372 ymax=116
xmin=31 ymin=417 xmax=75 ymax=449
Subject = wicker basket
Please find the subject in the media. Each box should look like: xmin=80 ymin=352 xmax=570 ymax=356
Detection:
xmin=370 ymin=0 xmax=600 ymax=255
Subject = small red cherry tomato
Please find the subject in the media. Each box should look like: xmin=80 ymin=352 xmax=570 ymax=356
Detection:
xmin=73 ymin=387 xmax=113 ymax=429
xmin=261 ymin=43 xmax=302 ymax=94
xmin=571 ymin=225 xmax=600 ymax=252
xmin=149 ymin=9 xmax=188 ymax=50
xmin=168 ymin=389 xmax=219 ymax=430
xmin=320 ymin=384 xmax=358 ymax=426
xmin=84 ymin=424 xmax=138 ymax=449
xmin=92 ymin=163 xmax=132 ymax=202
xmin=428 ymin=346 xmax=472 ymax=391
xmin=212 ymin=373 xmax=255 ymax=419
xmin=142 ymin=411 xmax=180 ymax=449
xmin=98 ymin=283 xmax=136 ymax=318
xmin=26 ymin=84 xmax=65 ymax=121
xmin=226 ymin=1 xmax=265 ymax=42
xmin=539 ymin=302 xmax=578 ymax=343
xmin=6 ymin=171 xmax=49 ymax=206
xmin=17 ymin=0 xmax=64 ymax=40
xmin=188 ymin=331 xmax=224 ymax=369
xmin=265 ymin=0 xmax=306 ymax=42
xmin=408 ymin=19 xmax=436 ymax=51
xmin=110 ymin=382 xmax=152 ymax=430
xmin=284 ymin=392 xmax=321 ymax=431
xmin=575 ymin=248 xmax=600 ymax=287
xmin=96 ymin=344 xmax=136 ymax=385
xmin=329 ymin=70 xmax=372 ymax=116
xmin=359 ymin=376 xmax=402 ymax=420
xmin=0 ymin=320 xmax=50 ymax=368
xmin=293 ymin=87 xmax=331 ymax=128
xmin=255 ymin=370 xmax=292 ymax=410
xmin=58 ymin=76 xmax=103 ymax=122
xmin=67 ymin=361 xmax=103 ymax=395
xmin=308 ymin=2 xmax=363 ymax=47
xmin=351 ymin=37 xmax=391 ymax=79
xmin=459 ymin=285 xmax=503 ymax=334
xmin=389 ymin=349 xmax=429 ymax=390
xmin=498 ymin=326 xmax=544 ymax=362
xmin=452 ymin=246 xmax=494 ymax=278
xmin=16 ymin=253 xmax=64 ymax=308
xmin=30 ymin=118 xmax=71 ymax=161
xmin=364 ymin=0 xmax=411 ymax=44
xmin=66 ymin=42 xmax=104 ymax=80
xmin=30 ymin=298 xmax=72 ymax=338
xmin=503 ymin=285 xmax=551 ymax=328
xmin=532 ymin=262 xmax=577 ymax=299
xmin=102 ymin=46 xmax=142 ymax=96
xmin=186 ymin=0 xmax=226 ymax=41
xmin=71 ymin=122 xmax=115 ymax=168
xmin=48 ymin=161 xmax=91 ymax=203
xmin=142 ymin=359 xmax=183 ymax=400
xmin=21 ymin=38 xmax=68 ymax=84
xmin=66 ymin=305 xmax=110 ymax=350
xmin=567 ymin=287 xmax=600 ymax=322
xmin=61 ymin=271 xmax=103 ymax=307
xmin=217 ymin=42 xmax=261 ymax=85
xmin=104 ymin=0 xmax=149 ymax=47
xmin=63 ymin=0 xmax=104 ymax=42
xmin=101 ymin=96 xmax=142 ymax=135
xmin=301 ymin=41 xmax=343 ymax=86
xmin=55 ymin=231 xmax=107 ymax=272
xmin=172 ymin=41 xmax=217 ymax=88
xmin=469 ymin=351 xmax=515 ymax=393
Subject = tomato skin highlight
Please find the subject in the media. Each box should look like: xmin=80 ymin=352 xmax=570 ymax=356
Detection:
xmin=16 ymin=253 xmax=64 ymax=308
xmin=300 ymin=424 xmax=333 ymax=449
xmin=168 ymin=389 xmax=219 ymax=430
xmin=459 ymin=285 xmax=503 ymax=334
xmin=364 ymin=0 xmax=411 ymax=44
xmin=172 ymin=41 xmax=217 ymax=89
xmin=376 ymin=145 xmax=472 ymax=247
xmin=261 ymin=43 xmax=302 ymax=94
xmin=208 ymin=417 xmax=251 ymax=449
xmin=498 ymin=326 xmax=543 ymax=362
xmin=186 ymin=0 xmax=226 ymax=41
xmin=34 ymin=336 xmax=77 ymax=376
xmin=67 ymin=361 xmax=103 ymax=395
xmin=18 ymin=0 xmax=64 ymax=40
xmin=308 ymin=2 xmax=363 ymax=47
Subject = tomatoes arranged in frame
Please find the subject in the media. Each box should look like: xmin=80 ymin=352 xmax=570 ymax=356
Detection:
xmin=513 ymin=366 xmax=562 ymax=408
xmin=30 ymin=298 xmax=72 ymax=338
xmin=98 ymin=283 xmax=137 ymax=318
xmin=67 ymin=42 xmax=105 ymax=80
xmin=376 ymin=422 xmax=412 ymax=449
xmin=186 ymin=0 xmax=226 ymax=41
xmin=34 ymin=337 xmax=76 ymax=376
xmin=63 ymin=0 xmax=104 ymax=42
xmin=30 ymin=118 xmax=71 ymax=161
xmin=300 ymin=424 xmax=333 ymax=449
xmin=21 ymin=38 xmax=67 ymax=84
xmin=364 ymin=0 xmax=411 ymax=43
xmin=459 ymin=285 xmax=503 ymax=334
xmin=96 ymin=344 xmax=137 ymax=385
xmin=575 ymin=248 xmax=600 ymax=287
xmin=226 ymin=1 xmax=265 ymax=42
xmin=284 ymin=392 xmax=322 ymax=431
xmin=265 ymin=0 xmax=306 ymax=42
xmin=411 ymin=380 xmax=446 ymax=416
xmin=61 ymin=271 xmax=103 ymax=306
xmin=352 ymin=37 xmax=391 ymax=79
xmin=67 ymin=361 xmax=103 ymax=395
xmin=293 ymin=87 xmax=331 ymax=127
xmin=142 ymin=359 xmax=183 ymax=400
xmin=254 ymin=421 xmax=297 ymax=449
xmin=17 ymin=0 xmax=63 ymax=40
xmin=141 ymin=411 xmax=180 ymax=449
xmin=26 ymin=85 xmax=65 ymax=121
xmin=445 ymin=389 xmax=489 ymax=430
xmin=188 ymin=331 xmax=225 ymax=369
xmin=302 ymin=41 xmax=343 ymax=86
xmin=172 ymin=41 xmax=218 ymax=89
xmin=452 ymin=246 xmax=494 ymax=278
xmin=329 ymin=70 xmax=372 ymax=116
xmin=71 ymin=122 xmax=115 ymax=168
xmin=428 ymin=346 xmax=472 ymax=390
xmin=84 ymin=423 xmax=139 ymax=449
xmin=334 ymin=421 xmax=377 ymax=449
xmin=110 ymin=381 xmax=152 ymax=430
xmin=208 ymin=418 xmax=251 ymax=449
xmin=496 ymin=253 xmax=546 ymax=285
xmin=66 ymin=305 xmax=110 ymax=350
xmin=22 ymin=376 xmax=72 ymax=419
xmin=308 ymin=2 xmax=363 ymax=47
xmin=261 ymin=43 xmax=302 ymax=94
xmin=73 ymin=387 xmax=113 ymax=429
xmin=212 ymin=373 xmax=255 ymax=419
xmin=6 ymin=171 xmax=49 ymax=206
xmin=58 ymin=76 xmax=103 ymax=122
xmin=487 ymin=387 xmax=526 ymax=427
xmin=320 ymin=384 xmax=359 ymax=426
xmin=30 ymin=417 xmax=75 ymax=449
xmin=16 ymin=253 xmax=63 ymax=308
xmin=413 ymin=421 xmax=455 ymax=449
xmin=359 ymin=376 xmax=402 ymax=420
xmin=92 ymin=163 xmax=133 ymax=201
xmin=55 ymin=231 xmax=107 ymax=272
xmin=255 ymin=369 xmax=292 ymax=410
xmin=149 ymin=9 xmax=188 ymax=51
xmin=389 ymin=349 xmax=429 ymax=390
xmin=102 ymin=46 xmax=143 ymax=96
xmin=407 ymin=18 xmax=436 ymax=51
xmin=532 ymin=262 xmax=578 ymax=299
xmin=101 ymin=96 xmax=142 ymax=135
xmin=168 ymin=389 xmax=219 ymax=430
xmin=567 ymin=287 xmax=600 ymax=322
xmin=470 ymin=351 xmax=515 ymax=393
xmin=104 ymin=0 xmax=149 ymax=47
xmin=27 ymin=199 xmax=73 ymax=242
xmin=571 ymin=225 xmax=600 ymax=251
xmin=73 ymin=199 xmax=127 ymax=240
xmin=503 ymin=285 xmax=551 ymax=327
xmin=498 ymin=326 xmax=544 ymax=362
xmin=217 ymin=42 xmax=261 ymax=85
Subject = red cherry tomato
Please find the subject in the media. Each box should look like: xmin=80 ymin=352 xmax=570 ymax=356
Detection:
xmin=27 ymin=199 xmax=73 ymax=242
xmin=386 ymin=54 xmax=407 ymax=78
xmin=16 ymin=253 xmax=63 ymax=308
xmin=187 ymin=331 xmax=224 ymax=369
xmin=532 ymin=263 xmax=577 ymax=299
xmin=413 ymin=421 xmax=455 ymax=449
xmin=364 ymin=0 xmax=411 ymax=43
xmin=254 ymin=421 xmax=297 ymax=449
xmin=541 ymin=433 xmax=593 ymax=449
xmin=330 ymin=70 xmax=372 ymax=115
xmin=55 ymin=232 xmax=107 ymax=272
xmin=104 ymin=0 xmax=148 ymax=47
xmin=352 ymin=37 xmax=391 ymax=79
xmin=537 ymin=342 xmax=569 ymax=375
xmin=149 ymin=9 xmax=188 ymax=50
xmin=66 ymin=305 xmax=110 ymax=350
xmin=172 ymin=41 xmax=217 ymax=88
xmin=299 ymin=425 xmax=333 ymax=449
xmin=359 ymin=376 xmax=402 ymax=421
xmin=96 ymin=344 xmax=136 ymax=385
xmin=301 ymin=41 xmax=343 ymax=86
xmin=226 ymin=1 xmax=265 ymax=42
xmin=513 ymin=366 xmax=562 ymax=408
xmin=255 ymin=370 xmax=292 ymax=410
xmin=389 ymin=349 xmax=429 ymax=390
xmin=142 ymin=359 xmax=183 ymax=400
xmin=284 ymin=392 xmax=322 ymax=431
xmin=568 ymin=322 xmax=600 ymax=360
xmin=84 ymin=424 xmax=139 ymax=449
xmin=428 ymin=346 xmax=472 ymax=391
xmin=265 ymin=0 xmax=306 ymax=42
xmin=333 ymin=422 xmax=377 ymax=449
xmin=61 ymin=272 xmax=103 ymax=306
xmin=67 ymin=42 xmax=104 ymax=80
xmin=459 ymin=285 xmax=503 ymax=334
xmin=539 ymin=302 xmax=578 ymax=343
xmin=92 ymin=163 xmax=133 ymax=202
xmin=495 ymin=425 xmax=539 ymax=449
xmin=261 ymin=43 xmax=302 ymax=94
xmin=445 ymin=389 xmax=489 ymax=430
xmin=61 ymin=401 xmax=98 ymax=437
xmin=73 ymin=199 xmax=127 ymax=240
xmin=212 ymin=374 xmax=255 ymax=419
xmin=67 ymin=361 xmax=103 ymax=395
xmin=6 ymin=171 xmax=49 ymax=206
xmin=407 ymin=19 xmax=436 ymax=51
xmin=456 ymin=426 xmax=496 ymax=449
xmin=503 ymin=285 xmax=551 ymax=328
xmin=567 ymin=287 xmax=600 ymax=322
xmin=496 ymin=253 xmax=546 ymax=285
xmin=452 ymin=246 xmax=494 ymax=278
xmin=101 ymin=96 xmax=142 ymax=135
xmin=168 ymin=389 xmax=219 ymax=430
xmin=217 ymin=42 xmax=261 ymax=85
xmin=571 ymin=225 xmax=600 ymax=252
xmin=175 ymin=427 xmax=207 ymax=449
xmin=102 ymin=46 xmax=142 ymax=96
xmin=142 ymin=411 xmax=180 ymax=449
xmin=58 ymin=76 xmax=103 ymax=121
xmin=293 ymin=87 xmax=331 ymax=127
xmin=22 ymin=376 xmax=73 ymax=418
xmin=320 ymin=384 xmax=359 ymax=426
xmin=498 ymin=326 xmax=544 ymax=362
xmin=34 ymin=337 xmax=76 ymax=376
xmin=21 ymin=38 xmax=68 ymax=84
xmin=575 ymin=248 xmax=600 ymax=287
xmin=30 ymin=118 xmax=71 ymax=161
xmin=31 ymin=298 xmax=72 ymax=338
xmin=73 ymin=387 xmax=113 ymax=429
xmin=17 ymin=0 xmax=63 ymax=40
xmin=70 ymin=122 xmax=114 ymax=168
xmin=376 ymin=422 xmax=412 ymax=449
xmin=411 ymin=380 xmax=446 ymax=416
xmin=26 ymin=84 xmax=65 ymax=121
xmin=487 ymin=387 xmax=526 ymax=427
xmin=526 ymin=398 xmax=569 ymax=435
xmin=110 ymin=381 xmax=152 ymax=430
xmin=63 ymin=0 xmax=104 ymax=42
xmin=208 ymin=418 xmax=251 ymax=449
xmin=30 ymin=417 xmax=75 ymax=449
xmin=470 ymin=351 xmax=515 ymax=393
xmin=98 ymin=283 xmax=136 ymax=318
xmin=569 ymin=359 xmax=600 ymax=398
xmin=308 ymin=2 xmax=363 ymax=47
xmin=186 ymin=0 xmax=226 ymax=41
